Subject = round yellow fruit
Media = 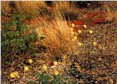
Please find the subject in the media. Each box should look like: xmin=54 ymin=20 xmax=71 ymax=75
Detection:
xmin=28 ymin=59 xmax=33 ymax=64
xmin=89 ymin=30 xmax=93 ymax=34
xmin=10 ymin=73 xmax=15 ymax=79
xmin=24 ymin=66 xmax=29 ymax=72
xmin=53 ymin=61 xmax=58 ymax=66
xmin=13 ymin=71 xmax=19 ymax=77
xmin=71 ymin=23 xmax=75 ymax=27
xmin=83 ymin=25 xmax=87 ymax=28
xmin=72 ymin=37 xmax=77 ymax=42
xmin=42 ymin=65 xmax=47 ymax=71
xmin=74 ymin=37 xmax=77 ymax=40
xmin=53 ymin=70 xmax=59 ymax=75
xmin=72 ymin=39 xmax=76 ymax=42
xmin=78 ymin=30 xmax=82 ymax=33
xmin=78 ymin=42 xmax=82 ymax=46
xmin=10 ymin=71 xmax=19 ymax=78
xmin=93 ymin=41 xmax=97 ymax=46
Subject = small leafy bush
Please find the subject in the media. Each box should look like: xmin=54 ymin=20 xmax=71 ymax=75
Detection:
xmin=1 ymin=13 xmax=37 ymax=63
xmin=50 ymin=75 xmax=64 ymax=84
xmin=28 ymin=73 xmax=64 ymax=84
xmin=37 ymin=73 xmax=51 ymax=84
xmin=28 ymin=73 xmax=79 ymax=84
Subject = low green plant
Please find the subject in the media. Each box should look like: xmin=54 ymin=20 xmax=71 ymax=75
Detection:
xmin=28 ymin=73 xmax=79 ymax=84
xmin=1 ymin=12 xmax=37 ymax=63
xmin=50 ymin=75 xmax=64 ymax=84
xmin=37 ymin=73 xmax=51 ymax=84
xmin=28 ymin=73 xmax=63 ymax=84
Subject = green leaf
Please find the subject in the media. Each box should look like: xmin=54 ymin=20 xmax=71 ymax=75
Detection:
xmin=28 ymin=81 xmax=36 ymax=84
xmin=38 ymin=73 xmax=51 ymax=84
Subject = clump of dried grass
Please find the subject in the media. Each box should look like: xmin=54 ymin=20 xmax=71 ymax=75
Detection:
xmin=52 ymin=1 xmax=79 ymax=21
xmin=1 ymin=1 xmax=11 ymax=15
xmin=15 ymin=1 xmax=47 ymax=16
xmin=103 ymin=2 xmax=117 ymax=22
xmin=53 ymin=1 xmax=76 ymax=13
xmin=34 ymin=15 xmax=76 ymax=59
xmin=54 ymin=1 xmax=70 ymax=11
xmin=1 ymin=1 xmax=48 ymax=16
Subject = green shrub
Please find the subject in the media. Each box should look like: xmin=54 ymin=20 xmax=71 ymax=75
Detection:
xmin=28 ymin=73 xmax=79 ymax=84
xmin=28 ymin=73 xmax=63 ymax=84
xmin=50 ymin=75 xmax=64 ymax=84
xmin=37 ymin=73 xmax=51 ymax=84
xmin=1 ymin=13 xmax=37 ymax=63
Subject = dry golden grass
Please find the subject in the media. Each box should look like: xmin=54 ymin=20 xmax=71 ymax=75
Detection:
xmin=103 ymin=2 xmax=117 ymax=22
xmin=34 ymin=16 xmax=77 ymax=59
xmin=53 ymin=1 xmax=76 ymax=13
xmin=15 ymin=1 xmax=47 ymax=16
xmin=52 ymin=1 xmax=79 ymax=21
xmin=1 ymin=1 xmax=47 ymax=16
xmin=1 ymin=1 xmax=78 ymax=17
xmin=54 ymin=1 xmax=70 ymax=11
xmin=1 ymin=1 xmax=11 ymax=15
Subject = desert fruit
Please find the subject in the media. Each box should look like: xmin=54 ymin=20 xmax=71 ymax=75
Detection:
xmin=28 ymin=59 xmax=33 ymax=64
xmin=53 ymin=61 xmax=58 ymax=66
xmin=78 ymin=30 xmax=82 ymax=33
xmin=53 ymin=70 xmax=59 ymax=75
xmin=83 ymin=25 xmax=87 ymax=28
xmin=74 ymin=37 xmax=77 ymax=40
xmin=72 ymin=37 xmax=77 ymax=42
xmin=10 ymin=73 xmax=15 ymax=79
xmin=24 ymin=66 xmax=29 ymax=72
xmin=89 ymin=30 xmax=93 ymax=34
xmin=78 ymin=42 xmax=82 ymax=46
xmin=71 ymin=23 xmax=75 ymax=27
xmin=9 ymin=71 xmax=19 ymax=79
xmin=42 ymin=65 xmax=47 ymax=71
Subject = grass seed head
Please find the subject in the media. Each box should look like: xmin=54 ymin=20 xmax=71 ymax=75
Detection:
xmin=72 ymin=36 xmax=77 ymax=42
